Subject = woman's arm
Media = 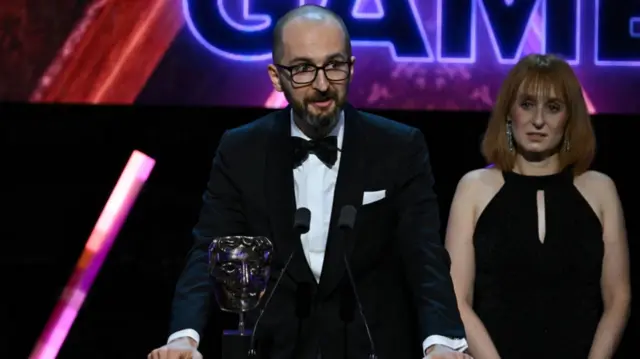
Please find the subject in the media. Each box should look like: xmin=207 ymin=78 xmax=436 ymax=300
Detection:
xmin=445 ymin=171 xmax=501 ymax=359
xmin=587 ymin=173 xmax=631 ymax=359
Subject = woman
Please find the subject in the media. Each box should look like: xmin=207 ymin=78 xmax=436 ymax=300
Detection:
xmin=445 ymin=54 xmax=630 ymax=359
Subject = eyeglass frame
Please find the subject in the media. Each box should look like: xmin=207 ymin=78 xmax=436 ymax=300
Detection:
xmin=275 ymin=60 xmax=353 ymax=85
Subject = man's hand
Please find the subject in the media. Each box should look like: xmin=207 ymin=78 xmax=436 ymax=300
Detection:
xmin=148 ymin=337 xmax=202 ymax=359
xmin=424 ymin=344 xmax=473 ymax=359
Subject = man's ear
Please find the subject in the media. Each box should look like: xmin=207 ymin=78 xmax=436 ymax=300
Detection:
xmin=267 ymin=64 xmax=283 ymax=92
xmin=349 ymin=56 xmax=356 ymax=79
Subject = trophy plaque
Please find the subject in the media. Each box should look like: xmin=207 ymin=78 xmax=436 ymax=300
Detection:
xmin=209 ymin=236 xmax=273 ymax=359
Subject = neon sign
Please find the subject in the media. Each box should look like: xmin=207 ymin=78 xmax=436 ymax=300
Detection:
xmin=594 ymin=0 xmax=640 ymax=66
xmin=183 ymin=0 xmax=640 ymax=66
xmin=631 ymin=18 xmax=640 ymax=38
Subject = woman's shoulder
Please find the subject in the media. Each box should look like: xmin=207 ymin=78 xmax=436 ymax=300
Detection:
xmin=575 ymin=170 xmax=618 ymax=197
xmin=575 ymin=170 xmax=615 ymax=185
xmin=574 ymin=170 xmax=620 ymax=222
xmin=458 ymin=167 xmax=504 ymax=190
xmin=454 ymin=167 xmax=505 ymax=209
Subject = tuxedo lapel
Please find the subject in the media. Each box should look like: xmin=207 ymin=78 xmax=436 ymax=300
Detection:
xmin=318 ymin=105 xmax=366 ymax=297
xmin=264 ymin=107 xmax=316 ymax=284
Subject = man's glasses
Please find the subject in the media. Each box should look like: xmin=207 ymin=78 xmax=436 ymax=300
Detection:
xmin=276 ymin=61 xmax=351 ymax=85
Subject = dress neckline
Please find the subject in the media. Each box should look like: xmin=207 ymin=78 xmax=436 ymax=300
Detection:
xmin=502 ymin=167 xmax=572 ymax=189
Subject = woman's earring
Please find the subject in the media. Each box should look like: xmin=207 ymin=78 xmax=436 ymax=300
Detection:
xmin=506 ymin=121 xmax=514 ymax=152
xmin=564 ymin=137 xmax=571 ymax=152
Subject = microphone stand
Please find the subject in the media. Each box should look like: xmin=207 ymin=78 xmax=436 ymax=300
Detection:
xmin=339 ymin=205 xmax=378 ymax=359
xmin=343 ymin=254 xmax=378 ymax=359
xmin=247 ymin=251 xmax=295 ymax=358
xmin=247 ymin=208 xmax=311 ymax=358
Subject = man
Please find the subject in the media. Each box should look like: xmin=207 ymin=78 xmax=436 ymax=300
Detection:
xmin=149 ymin=5 xmax=469 ymax=359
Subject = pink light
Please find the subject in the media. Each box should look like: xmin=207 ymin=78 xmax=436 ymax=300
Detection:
xmin=582 ymin=89 xmax=596 ymax=114
xmin=29 ymin=150 xmax=155 ymax=359
xmin=264 ymin=90 xmax=288 ymax=109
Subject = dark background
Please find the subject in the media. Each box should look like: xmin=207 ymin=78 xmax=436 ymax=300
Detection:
xmin=2 ymin=104 xmax=637 ymax=358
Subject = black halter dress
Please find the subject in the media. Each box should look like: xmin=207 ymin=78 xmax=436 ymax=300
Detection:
xmin=472 ymin=169 xmax=603 ymax=358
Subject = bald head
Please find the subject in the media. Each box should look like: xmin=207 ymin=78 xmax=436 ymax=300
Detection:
xmin=272 ymin=5 xmax=351 ymax=63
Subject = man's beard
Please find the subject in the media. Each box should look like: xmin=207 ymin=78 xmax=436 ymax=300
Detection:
xmin=284 ymin=89 xmax=344 ymax=134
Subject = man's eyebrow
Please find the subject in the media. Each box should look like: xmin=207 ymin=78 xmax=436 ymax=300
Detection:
xmin=288 ymin=56 xmax=314 ymax=64
xmin=287 ymin=53 xmax=347 ymax=65
xmin=326 ymin=53 xmax=347 ymax=61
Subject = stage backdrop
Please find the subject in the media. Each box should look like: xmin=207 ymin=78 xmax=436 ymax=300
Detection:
xmin=134 ymin=0 xmax=640 ymax=114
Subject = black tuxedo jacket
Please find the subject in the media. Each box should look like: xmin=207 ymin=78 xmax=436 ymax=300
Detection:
xmin=170 ymin=105 xmax=465 ymax=359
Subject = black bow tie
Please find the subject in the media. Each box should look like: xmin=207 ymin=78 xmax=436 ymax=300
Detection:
xmin=292 ymin=136 xmax=339 ymax=168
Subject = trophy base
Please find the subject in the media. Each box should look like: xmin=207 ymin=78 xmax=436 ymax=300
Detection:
xmin=222 ymin=329 xmax=253 ymax=359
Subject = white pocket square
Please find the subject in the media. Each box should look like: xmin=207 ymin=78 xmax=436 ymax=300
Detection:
xmin=362 ymin=190 xmax=386 ymax=205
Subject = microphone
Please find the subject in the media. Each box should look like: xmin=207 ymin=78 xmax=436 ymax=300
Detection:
xmin=248 ymin=207 xmax=311 ymax=357
xmin=339 ymin=205 xmax=377 ymax=359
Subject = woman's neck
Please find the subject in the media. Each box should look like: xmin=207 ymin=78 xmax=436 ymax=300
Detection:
xmin=513 ymin=153 xmax=562 ymax=176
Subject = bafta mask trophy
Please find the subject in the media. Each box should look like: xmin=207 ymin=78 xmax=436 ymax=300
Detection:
xmin=209 ymin=236 xmax=273 ymax=359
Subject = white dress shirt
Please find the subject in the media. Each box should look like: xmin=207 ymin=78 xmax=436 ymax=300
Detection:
xmin=291 ymin=113 xmax=343 ymax=282
xmin=169 ymin=111 xmax=468 ymax=353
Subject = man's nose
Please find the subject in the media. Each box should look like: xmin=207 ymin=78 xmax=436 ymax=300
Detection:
xmin=312 ymin=70 xmax=329 ymax=91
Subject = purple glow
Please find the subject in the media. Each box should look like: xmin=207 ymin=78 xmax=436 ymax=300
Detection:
xmin=183 ymin=0 xmax=435 ymax=62
xmin=436 ymin=0 xmax=478 ymax=64
xmin=477 ymin=0 xmax=541 ymax=64
xmin=569 ymin=0 xmax=582 ymax=65
xmin=525 ymin=12 xmax=543 ymax=55
xmin=182 ymin=0 xmax=272 ymax=61
xmin=218 ymin=0 xmax=271 ymax=32
xmin=631 ymin=17 xmax=640 ymax=38
xmin=352 ymin=0 xmax=385 ymax=19
xmin=351 ymin=0 xmax=434 ymax=62
xmin=437 ymin=0 xmax=580 ymax=65
xmin=182 ymin=0 xmax=632 ymax=67
xmin=300 ymin=0 xmax=329 ymax=7
xmin=594 ymin=0 xmax=640 ymax=66
xmin=532 ymin=0 xmax=581 ymax=65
